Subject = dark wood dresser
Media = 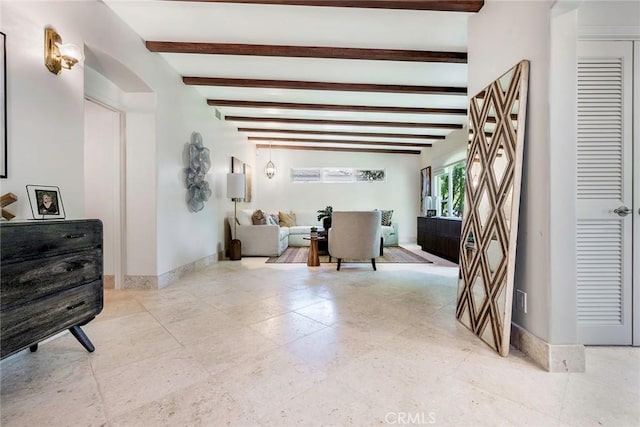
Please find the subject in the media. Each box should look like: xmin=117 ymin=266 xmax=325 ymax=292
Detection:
xmin=417 ymin=216 xmax=462 ymax=263
xmin=1 ymin=220 xmax=104 ymax=359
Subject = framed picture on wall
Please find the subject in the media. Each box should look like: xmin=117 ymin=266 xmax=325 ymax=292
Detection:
xmin=420 ymin=166 xmax=432 ymax=214
xmin=1 ymin=31 xmax=6 ymax=178
xmin=243 ymin=163 xmax=252 ymax=203
xmin=26 ymin=185 xmax=66 ymax=219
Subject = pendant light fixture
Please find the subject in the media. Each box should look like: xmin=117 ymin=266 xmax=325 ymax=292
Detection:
xmin=265 ymin=143 xmax=276 ymax=179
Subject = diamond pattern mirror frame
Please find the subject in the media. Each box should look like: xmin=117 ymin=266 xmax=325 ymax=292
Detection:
xmin=456 ymin=60 xmax=530 ymax=356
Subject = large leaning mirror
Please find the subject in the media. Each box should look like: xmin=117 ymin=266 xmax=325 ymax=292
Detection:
xmin=456 ymin=60 xmax=529 ymax=356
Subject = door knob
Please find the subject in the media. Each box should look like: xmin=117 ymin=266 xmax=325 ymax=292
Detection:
xmin=613 ymin=206 xmax=632 ymax=217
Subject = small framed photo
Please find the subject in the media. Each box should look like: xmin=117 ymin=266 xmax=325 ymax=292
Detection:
xmin=26 ymin=185 xmax=65 ymax=219
xmin=426 ymin=209 xmax=437 ymax=217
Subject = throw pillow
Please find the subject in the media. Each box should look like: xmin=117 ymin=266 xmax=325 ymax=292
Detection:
xmin=237 ymin=209 xmax=254 ymax=226
xmin=380 ymin=210 xmax=394 ymax=226
xmin=267 ymin=214 xmax=279 ymax=226
xmin=252 ymin=209 xmax=267 ymax=225
xmin=279 ymin=211 xmax=296 ymax=227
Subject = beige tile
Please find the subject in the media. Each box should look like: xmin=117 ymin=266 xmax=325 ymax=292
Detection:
xmin=560 ymin=374 xmax=640 ymax=426
xmin=257 ymin=375 xmax=373 ymax=426
xmin=285 ymin=325 xmax=378 ymax=373
xmin=293 ymin=299 xmax=342 ymax=326
xmin=145 ymin=300 xmax=218 ymax=324
xmin=0 ymin=376 xmax=106 ymax=427
xmin=88 ymin=326 xmax=183 ymax=375
xmin=0 ymin=332 xmax=93 ymax=400
xmin=249 ymin=312 xmax=328 ymax=345
xmin=221 ymin=288 xmax=328 ymax=325
xmin=215 ymin=348 xmax=327 ymax=419
xmin=582 ymin=346 xmax=640 ymax=395
xmin=82 ymin=311 xmax=161 ymax=341
xmin=186 ymin=326 xmax=280 ymax=376
xmin=95 ymin=348 xmax=210 ymax=418
xmin=110 ymin=378 xmax=258 ymax=426
xmin=1 ymin=258 xmax=636 ymax=427
xmin=453 ymin=347 xmax=569 ymax=417
xmin=163 ymin=310 xmax=244 ymax=345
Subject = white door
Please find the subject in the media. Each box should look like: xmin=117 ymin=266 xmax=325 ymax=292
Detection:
xmin=84 ymin=99 xmax=125 ymax=289
xmin=576 ymin=41 xmax=633 ymax=345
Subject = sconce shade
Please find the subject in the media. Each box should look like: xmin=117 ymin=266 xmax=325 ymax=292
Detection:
xmin=265 ymin=160 xmax=276 ymax=179
xmin=45 ymin=27 xmax=83 ymax=75
xmin=227 ymin=173 xmax=246 ymax=199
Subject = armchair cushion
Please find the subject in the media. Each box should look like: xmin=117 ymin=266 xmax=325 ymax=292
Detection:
xmin=329 ymin=211 xmax=382 ymax=264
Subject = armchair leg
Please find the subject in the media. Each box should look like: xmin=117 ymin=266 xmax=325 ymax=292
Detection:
xmin=337 ymin=259 xmax=342 ymax=271
xmin=371 ymin=258 xmax=377 ymax=271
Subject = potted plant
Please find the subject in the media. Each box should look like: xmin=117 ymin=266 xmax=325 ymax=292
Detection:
xmin=310 ymin=226 xmax=318 ymax=238
xmin=317 ymin=206 xmax=333 ymax=229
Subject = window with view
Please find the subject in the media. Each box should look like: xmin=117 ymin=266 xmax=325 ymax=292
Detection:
xmin=434 ymin=161 xmax=465 ymax=218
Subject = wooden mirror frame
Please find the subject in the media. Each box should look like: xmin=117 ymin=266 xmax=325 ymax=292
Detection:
xmin=456 ymin=60 xmax=530 ymax=356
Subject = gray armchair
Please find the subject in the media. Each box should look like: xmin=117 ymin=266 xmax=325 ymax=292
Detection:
xmin=328 ymin=211 xmax=382 ymax=271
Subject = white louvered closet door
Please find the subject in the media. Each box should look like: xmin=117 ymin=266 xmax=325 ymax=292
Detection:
xmin=577 ymin=41 xmax=633 ymax=345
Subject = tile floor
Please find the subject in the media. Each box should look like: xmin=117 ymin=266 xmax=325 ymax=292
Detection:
xmin=1 ymin=251 xmax=639 ymax=426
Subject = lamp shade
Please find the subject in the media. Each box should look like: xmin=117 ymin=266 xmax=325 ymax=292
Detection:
xmin=226 ymin=173 xmax=246 ymax=199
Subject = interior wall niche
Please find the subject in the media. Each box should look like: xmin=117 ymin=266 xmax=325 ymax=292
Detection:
xmin=456 ymin=60 xmax=530 ymax=357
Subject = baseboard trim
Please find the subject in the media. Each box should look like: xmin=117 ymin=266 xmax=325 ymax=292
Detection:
xmin=103 ymin=275 xmax=115 ymax=289
xmin=510 ymin=323 xmax=585 ymax=372
xmin=123 ymin=253 xmax=218 ymax=290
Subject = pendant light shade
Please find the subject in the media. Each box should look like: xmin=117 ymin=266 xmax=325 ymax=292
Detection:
xmin=265 ymin=144 xmax=276 ymax=179
xmin=265 ymin=160 xmax=276 ymax=179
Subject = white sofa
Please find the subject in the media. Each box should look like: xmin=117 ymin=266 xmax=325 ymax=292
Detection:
xmin=229 ymin=209 xmax=398 ymax=257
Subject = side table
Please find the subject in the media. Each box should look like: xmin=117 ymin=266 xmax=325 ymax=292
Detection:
xmin=303 ymin=235 xmax=326 ymax=267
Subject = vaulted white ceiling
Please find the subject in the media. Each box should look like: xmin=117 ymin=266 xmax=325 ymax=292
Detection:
xmin=104 ymin=0 xmax=481 ymax=155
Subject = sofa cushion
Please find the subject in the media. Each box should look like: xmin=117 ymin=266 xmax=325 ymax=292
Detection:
xmin=251 ymin=210 xmax=267 ymax=225
xmin=380 ymin=209 xmax=394 ymax=226
xmin=289 ymin=225 xmax=313 ymax=235
xmin=279 ymin=211 xmax=296 ymax=227
xmin=279 ymin=227 xmax=290 ymax=240
xmin=266 ymin=213 xmax=279 ymax=226
xmin=237 ymin=209 xmax=254 ymax=226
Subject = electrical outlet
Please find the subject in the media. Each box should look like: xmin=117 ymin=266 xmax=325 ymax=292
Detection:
xmin=516 ymin=290 xmax=527 ymax=314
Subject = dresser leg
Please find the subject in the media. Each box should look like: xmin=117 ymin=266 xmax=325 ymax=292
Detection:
xmin=69 ymin=325 xmax=95 ymax=353
xmin=29 ymin=344 xmax=38 ymax=352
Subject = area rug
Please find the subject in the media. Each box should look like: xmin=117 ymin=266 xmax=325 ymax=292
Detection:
xmin=266 ymin=246 xmax=434 ymax=264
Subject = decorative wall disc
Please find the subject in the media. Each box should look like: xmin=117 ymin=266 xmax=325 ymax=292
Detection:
xmin=185 ymin=132 xmax=212 ymax=212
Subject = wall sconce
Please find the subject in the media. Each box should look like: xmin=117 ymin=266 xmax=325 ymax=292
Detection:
xmin=265 ymin=143 xmax=276 ymax=179
xmin=44 ymin=27 xmax=83 ymax=75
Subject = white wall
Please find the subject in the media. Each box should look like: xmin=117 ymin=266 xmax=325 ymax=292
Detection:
xmin=1 ymin=1 xmax=250 ymax=278
xmin=421 ymin=128 xmax=468 ymax=175
xmin=468 ymin=0 xmax=554 ymax=343
xmin=254 ymin=148 xmax=421 ymax=243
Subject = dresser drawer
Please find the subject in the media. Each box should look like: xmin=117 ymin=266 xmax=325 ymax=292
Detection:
xmin=1 ymin=249 xmax=102 ymax=310
xmin=0 ymin=280 xmax=103 ymax=359
xmin=1 ymin=220 xmax=102 ymax=263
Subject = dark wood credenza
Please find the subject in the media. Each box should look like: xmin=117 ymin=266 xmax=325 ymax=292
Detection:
xmin=417 ymin=216 xmax=462 ymax=263
xmin=0 ymin=220 xmax=104 ymax=359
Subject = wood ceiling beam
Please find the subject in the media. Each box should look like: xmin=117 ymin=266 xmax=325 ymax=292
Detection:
xmin=208 ymin=99 xmax=467 ymax=115
xmin=146 ymin=41 xmax=467 ymax=63
xmin=256 ymin=144 xmax=421 ymax=155
xmin=238 ymin=128 xmax=446 ymax=139
xmin=180 ymin=1 xmax=484 ymax=13
xmin=227 ymin=116 xmax=462 ymax=129
xmin=248 ymin=136 xmax=432 ymax=147
xmin=184 ymin=77 xmax=467 ymax=95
